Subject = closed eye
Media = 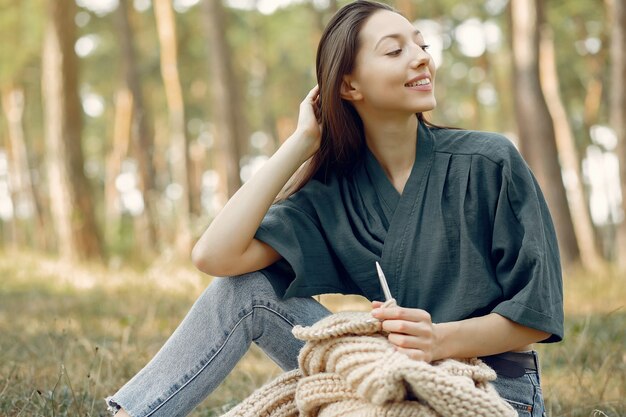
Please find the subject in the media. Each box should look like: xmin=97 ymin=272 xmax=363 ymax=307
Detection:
xmin=387 ymin=44 xmax=430 ymax=57
xmin=386 ymin=49 xmax=402 ymax=56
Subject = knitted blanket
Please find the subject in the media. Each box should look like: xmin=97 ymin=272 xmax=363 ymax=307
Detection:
xmin=221 ymin=310 xmax=516 ymax=417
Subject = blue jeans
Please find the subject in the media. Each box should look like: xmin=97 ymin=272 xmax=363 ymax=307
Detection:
xmin=491 ymin=360 xmax=547 ymax=417
xmin=106 ymin=271 xmax=546 ymax=417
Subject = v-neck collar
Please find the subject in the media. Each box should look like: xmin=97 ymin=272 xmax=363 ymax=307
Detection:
xmin=364 ymin=121 xmax=434 ymax=218
xmin=360 ymin=120 xmax=435 ymax=301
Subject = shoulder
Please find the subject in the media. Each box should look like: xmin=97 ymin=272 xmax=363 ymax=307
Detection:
xmin=276 ymin=173 xmax=341 ymax=217
xmin=429 ymin=126 xmax=524 ymax=170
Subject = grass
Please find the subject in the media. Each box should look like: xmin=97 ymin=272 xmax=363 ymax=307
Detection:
xmin=0 ymin=249 xmax=624 ymax=416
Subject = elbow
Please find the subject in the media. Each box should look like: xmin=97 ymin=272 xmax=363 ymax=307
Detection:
xmin=191 ymin=243 xmax=211 ymax=274
xmin=191 ymin=242 xmax=221 ymax=276
xmin=191 ymin=242 xmax=237 ymax=277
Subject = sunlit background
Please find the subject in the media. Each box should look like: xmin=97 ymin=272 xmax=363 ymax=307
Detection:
xmin=1 ymin=1 xmax=625 ymax=416
xmin=0 ymin=0 xmax=622 ymax=264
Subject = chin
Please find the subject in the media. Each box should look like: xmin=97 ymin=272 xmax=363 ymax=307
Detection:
xmin=410 ymin=103 xmax=436 ymax=114
xmin=419 ymin=98 xmax=437 ymax=113
xmin=405 ymin=95 xmax=436 ymax=114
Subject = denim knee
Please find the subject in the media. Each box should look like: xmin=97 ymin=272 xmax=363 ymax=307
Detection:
xmin=205 ymin=271 xmax=277 ymax=304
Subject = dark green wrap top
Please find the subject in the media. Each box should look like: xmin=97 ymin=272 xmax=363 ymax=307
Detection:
xmin=254 ymin=122 xmax=564 ymax=343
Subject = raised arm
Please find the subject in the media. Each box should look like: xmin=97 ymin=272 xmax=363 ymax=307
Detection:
xmin=192 ymin=86 xmax=321 ymax=277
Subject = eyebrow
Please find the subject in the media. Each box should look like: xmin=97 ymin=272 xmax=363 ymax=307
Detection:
xmin=374 ymin=29 xmax=421 ymax=50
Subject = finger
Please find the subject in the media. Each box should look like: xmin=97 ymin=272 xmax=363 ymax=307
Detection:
xmin=387 ymin=332 xmax=432 ymax=351
xmin=371 ymin=307 xmax=431 ymax=322
xmin=306 ymin=84 xmax=320 ymax=100
xmin=387 ymin=333 xmax=422 ymax=349
xmin=381 ymin=319 xmax=432 ymax=338
xmin=395 ymin=347 xmax=428 ymax=362
xmin=313 ymin=96 xmax=321 ymax=120
xmin=371 ymin=300 xmax=384 ymax=308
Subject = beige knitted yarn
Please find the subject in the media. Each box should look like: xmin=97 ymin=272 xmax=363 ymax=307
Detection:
xmin=221 ymin=309 xmax=516 ymax=417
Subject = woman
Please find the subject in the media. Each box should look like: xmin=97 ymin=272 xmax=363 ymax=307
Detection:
xmin=107 ymin=1 xmax=563 ymax=416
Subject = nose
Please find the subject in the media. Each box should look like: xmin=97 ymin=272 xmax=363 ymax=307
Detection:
xmin=409 ymin=44 xmax=430 ymax=68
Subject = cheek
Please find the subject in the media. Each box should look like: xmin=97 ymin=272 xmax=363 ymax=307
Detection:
xmin=362 ymin=83 xmax=403 ymax=108
xmin=360 ymin=65 xmax=406 ymax=95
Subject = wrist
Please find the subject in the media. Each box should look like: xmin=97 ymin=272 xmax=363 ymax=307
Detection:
xmin=289 ymin=129 xmax=320 ymax=161
xmin=432 ymin=321 xmax=458 ymax=361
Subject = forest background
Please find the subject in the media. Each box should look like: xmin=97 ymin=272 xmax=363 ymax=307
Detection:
xmin=0 ymin=0 xmax=624 ymax=416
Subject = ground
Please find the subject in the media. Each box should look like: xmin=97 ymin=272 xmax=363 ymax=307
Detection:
xmin=0 ymin=250 xmax=624 ymax=416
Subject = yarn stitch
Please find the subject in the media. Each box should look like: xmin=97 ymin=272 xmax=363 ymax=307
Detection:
xmin=222 ymin=307 xmax=516 ymax=417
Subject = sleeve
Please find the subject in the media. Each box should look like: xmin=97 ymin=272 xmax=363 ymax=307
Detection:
xmin=254 ymin=199 xmax=359 ymax=299
xmin=490 ymin=149 xmax=564 ymax=343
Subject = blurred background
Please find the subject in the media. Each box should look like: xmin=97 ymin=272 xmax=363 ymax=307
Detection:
xmin=0 ymin=0 xmax=624 ymax=269
xmin=0 ymin=0 xmax=624 ymax=416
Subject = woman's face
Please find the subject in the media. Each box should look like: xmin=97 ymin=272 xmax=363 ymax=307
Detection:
xmin=343 ymin=10 xmax=437 ymax=116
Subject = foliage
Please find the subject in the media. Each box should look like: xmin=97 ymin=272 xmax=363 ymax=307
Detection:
xmin=0 ymin=0 xmax=44 ymax=85
xmin=0 ymin=0 xmax=620 ymax=262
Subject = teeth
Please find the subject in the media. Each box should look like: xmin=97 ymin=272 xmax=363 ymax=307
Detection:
xmin=406 ymin=78 xmax=430 ymax=87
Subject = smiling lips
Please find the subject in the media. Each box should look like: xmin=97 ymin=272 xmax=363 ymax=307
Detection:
xmin=404 ymin=75 xmax=432 ymax=90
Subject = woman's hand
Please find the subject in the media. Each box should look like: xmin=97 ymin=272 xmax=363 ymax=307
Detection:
xmin=371 ymin=300 xmax=441 ymax=363
xmin=293 ymin=85 xmax=322 ymax=160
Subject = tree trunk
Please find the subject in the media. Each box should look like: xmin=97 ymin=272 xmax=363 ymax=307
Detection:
xmin=202 ymin=0 xmax=244 ymax=199
xmin=1 ymin=90 xmax=22 ymax=246
xmin=582 ymin=51 xmax=606 ymax=132
xmin=41 ymin=0 xmax=102 ymax=261
xmin=572 ymin=17 xmax=609 ymax=139
xmin=247 ymin=9 xmax=276 ymax=154
xmin=1 ymin=86 xmax=48 ymax=249
xmin=539 ymin=27 xmax=604 ymax=271
xmin=608 ymin=0 xmax=626 ymax=268
xmin=154 ymin=0 xmax=192 ymax=255
xmin=104 ymin=88 xmax=132 ymax=243
xmin=510 ymin=0 xmax=580 ymax=267
xmin=116 ymin=0 xmax=159 ymax=254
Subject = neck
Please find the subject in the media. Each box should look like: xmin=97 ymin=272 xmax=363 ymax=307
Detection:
xmin=362 ymin=114 xmax=419 ymax=182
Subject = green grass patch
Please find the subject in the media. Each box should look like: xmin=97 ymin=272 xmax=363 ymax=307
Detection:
xmin=0 ymin=250 xmax=624 ymax=416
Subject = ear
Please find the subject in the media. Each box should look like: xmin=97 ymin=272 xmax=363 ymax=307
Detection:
xmin=340 ymin=75 xmax=363 ymax=101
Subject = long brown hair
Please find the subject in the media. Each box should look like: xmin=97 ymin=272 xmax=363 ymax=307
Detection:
xmin=277 ymin=0 xmax=431 ymax=201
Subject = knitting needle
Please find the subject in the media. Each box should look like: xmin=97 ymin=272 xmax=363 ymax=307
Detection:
xmin=375 ymin=261 xmax=393 ymax=302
